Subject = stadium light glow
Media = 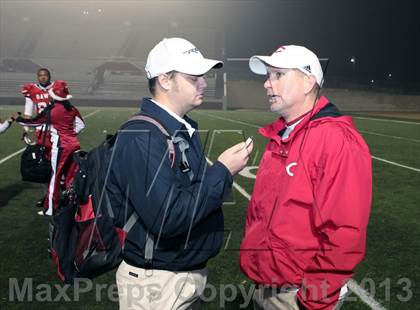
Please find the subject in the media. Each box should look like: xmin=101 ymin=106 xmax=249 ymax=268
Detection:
xmin=350 ymin=57 xmax=356 ymax=63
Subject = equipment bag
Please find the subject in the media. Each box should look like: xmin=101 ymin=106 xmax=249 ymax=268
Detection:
xmin=49 ymin=114 xmax=190 ymax=283
xmin=20 ymin=111 xmax=52 ymax=183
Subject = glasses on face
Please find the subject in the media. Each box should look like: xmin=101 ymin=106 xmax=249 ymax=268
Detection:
xmin=266 ymin=69 xmax=291 ymax=81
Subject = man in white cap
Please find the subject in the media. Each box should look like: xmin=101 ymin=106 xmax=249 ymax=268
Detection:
xmin=240 ymin=45 xmax=372 ymax=309
xmin=109 ymin=37 xmax=253 ymax=309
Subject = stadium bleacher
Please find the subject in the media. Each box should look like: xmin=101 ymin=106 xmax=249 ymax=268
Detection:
xmin=0 ymin=20 xmax=222 ymax=105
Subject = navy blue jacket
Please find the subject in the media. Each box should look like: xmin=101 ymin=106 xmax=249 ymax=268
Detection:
xmin=107 ymin=98 xmax=233 ymax=271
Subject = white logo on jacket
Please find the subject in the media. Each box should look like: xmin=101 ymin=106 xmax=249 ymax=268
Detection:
xmin=286 ymin=162 xmax=297 ymax=176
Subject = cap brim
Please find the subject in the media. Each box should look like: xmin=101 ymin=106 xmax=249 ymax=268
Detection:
xmin=176 ymin=58 xmax=223 ymax=76
xmin=249 ymin=56 xmax=272 ymax=75
xmin=250 ymin=55 xmax=298 ymax=75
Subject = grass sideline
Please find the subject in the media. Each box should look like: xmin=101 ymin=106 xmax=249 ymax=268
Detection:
xmin=0 ymin=107 xmax=419 ymax=309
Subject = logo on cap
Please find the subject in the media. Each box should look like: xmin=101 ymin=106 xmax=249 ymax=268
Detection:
xmin=303 ymin=65 xmax=312 ymax=73
xmin=183 ymin=47 xmax=200 ymax=55
xmin=275 ymin=46 xmax=286 ymax=53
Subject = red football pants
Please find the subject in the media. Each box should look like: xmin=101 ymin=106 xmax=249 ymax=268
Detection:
xmin=44 ymin=135 xmax=79 ymax=215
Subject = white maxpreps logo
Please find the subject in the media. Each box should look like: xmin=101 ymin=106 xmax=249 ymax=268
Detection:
xmin=286 ymin=162 xmax=297 ymax=176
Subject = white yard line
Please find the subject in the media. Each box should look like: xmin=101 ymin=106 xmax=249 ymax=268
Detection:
xmin=371 ymin=156 xmax=420 ymax=172
xmin=206 ymin=156 xmax=386 ymax=310
xmin=83 ymin=109 xmax=101 ymax=118
xmin=347 ymin=280 xmax=387 ymax=310
xmin=205 ymin=158 xmax=252 ymax=201
xmin=232 ymin=178 xmax=251 ymax=200
xmin=0 ymin=109 xmax=101 ymax=165
xmin=0 ymin=148 xmax=26 ymax=165
xmin=359 ymin=130 xmax=419 ymax=143
xmin=196 ymin=111 xmax=420 ymax=143
xmin=198 ymin=111 xmax=420 ymax=173
xmin=353 ymin=116 xmax=420 ymax=125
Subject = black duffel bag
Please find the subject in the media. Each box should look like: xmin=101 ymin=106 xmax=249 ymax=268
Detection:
xmin=20 ymin=144 xmax=51 ymax=183
xmin=20 ymin=111 xmax=52 ymax=183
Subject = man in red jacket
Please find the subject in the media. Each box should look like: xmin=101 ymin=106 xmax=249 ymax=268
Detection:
xmin=239 ymin=45 xmax=372 ymax=310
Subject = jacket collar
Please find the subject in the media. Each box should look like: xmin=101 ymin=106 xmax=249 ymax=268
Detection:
xmin=259 ymin=96 xmax=331 ymax=144
xmin=140 ymin=98 xmax=198 ymax=137
xmin=35 ymin=82 xmax=53 ymax=91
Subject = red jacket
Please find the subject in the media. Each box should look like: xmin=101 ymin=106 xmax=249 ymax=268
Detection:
xmin=240 ymin=96 xmax=372 ymax=310
xmin=17 ymin=101 xmax=85 ymax=146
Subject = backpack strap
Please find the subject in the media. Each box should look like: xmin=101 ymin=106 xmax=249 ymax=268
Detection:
xmin=126 ymin=115 xmax=194 ymax=181
xmin=123 ymin=212 xmax=138 ymax=233
xmin=122 ymin=115 xmax=173 ymax=272
xmin=38 ymin=106 xmax=52 ymax=148
xmin=121 ymin=114 xmax=195 ymax=271
xmin=123 ymin=211 xmax=154 ymax=272
xmin=124 ymin=114 xmax=176 ymax=168
xmin=172 ymin=136 xmax=194 ymax=181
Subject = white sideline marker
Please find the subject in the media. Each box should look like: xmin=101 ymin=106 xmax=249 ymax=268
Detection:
xmin=372 ymin=156 xmax=420 ymax=172
xmin=196 ymin=111 xmax=420 ymax=173
xmin=347 ymin=280 xmax=387 ymax=310
xmin=0 ymin=109 xmax=101 ymax=165
xmin=0 ymin=148 xmax=26 ymax=165
xmin=206 ymin=157 xmax=251 ymax=200
xmin=359 ymin=130 xmax=419 ymax=143
xmin=354 ymin=116 xmax=420 ymax=125
xmin=83 ymin=109 xmax=101 ymax=118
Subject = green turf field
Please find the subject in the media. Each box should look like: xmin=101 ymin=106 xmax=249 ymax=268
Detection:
xmin=0 ymin=106 xmax=419 ymax=309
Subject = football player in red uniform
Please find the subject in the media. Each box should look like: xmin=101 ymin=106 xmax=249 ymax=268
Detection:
xmin=21 ymin=68 xmax=54 ymax=147
xmin=21 ymin=68 xmax=54 ymax=208
xmin=22 ymin=68 xmax=53 ymax=116
xmin=16 ymin=80 xmax=85 ymax=215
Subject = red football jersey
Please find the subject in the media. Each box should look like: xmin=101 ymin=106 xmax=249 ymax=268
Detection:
xmin=21 ymin=83 xmax=53 ymax=114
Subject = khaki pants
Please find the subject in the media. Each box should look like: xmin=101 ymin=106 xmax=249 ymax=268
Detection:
xmin=116 ymin=260 xmax=207 ymax=310
xmin=252 ymin=286 xmax=345 ymax=310
xmin=253 ymin=286 xmax=300 ymax=310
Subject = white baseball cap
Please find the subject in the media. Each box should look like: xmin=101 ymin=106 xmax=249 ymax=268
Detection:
xmin=145 ymin=37 xmax=223 ymax=79
xmin=249 ymin=45 xmax=324 ymax=86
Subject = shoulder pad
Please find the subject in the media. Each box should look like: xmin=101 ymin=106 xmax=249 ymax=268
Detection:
xmin=21 ymin=83 xmax=34 ymax=96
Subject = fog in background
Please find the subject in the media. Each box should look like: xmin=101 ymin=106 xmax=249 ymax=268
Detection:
xmin=1 ymin=0 xmax=419 ymax=107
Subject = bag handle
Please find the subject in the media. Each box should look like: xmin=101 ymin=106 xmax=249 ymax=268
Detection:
xmin=39 ymin=107 xmax=52 ymax=148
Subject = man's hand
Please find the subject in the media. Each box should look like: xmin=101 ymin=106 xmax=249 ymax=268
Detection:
xmin=10 ymin=112 xmax=19 ymax=122
xmin=217 ymin=140 xmax=254 ymax=176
